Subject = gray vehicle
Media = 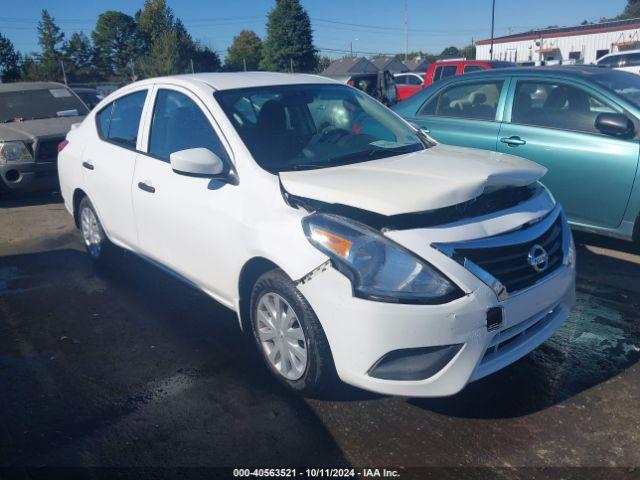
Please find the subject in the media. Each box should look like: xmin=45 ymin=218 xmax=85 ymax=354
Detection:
xmin=0 ymin=82 xmax=89 ymax=195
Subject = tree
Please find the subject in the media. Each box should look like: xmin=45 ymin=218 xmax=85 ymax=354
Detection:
xmin=191 ymin=42 xmax=222 ymax=72
xmin=141 ymin=29 xmax=181 ymax=77
xmin=92 ymin=11 xmax=141 ymax=80
xmin=459 ymin=44 xmax=476 ymax=60
xmin=137 ymin=0 xmax=175 ymax=47
xmin=225 ymin=30 xmax=262 ymax=71
xmin=63 ymin=32 xmax=94 ymax=82
xmin=0 ymin=32 xmax=21 ymax=81
xmin=314 ymin=54 xmax=331 ymax=73
xmin=440 ymin=46 xmax=460 ymax=57
xmin=36 ymin=9 xmax=65 ymax=80
xmin=618 ymin=0 xmax=640 ymax=19
xmin=260 ymin=0 xmax=317 ymax=73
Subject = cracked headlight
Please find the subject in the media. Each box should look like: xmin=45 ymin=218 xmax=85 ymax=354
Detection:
xmin=302 ymin=213 xmax=463 ymax=304
xmin=0 ymin=141 xmax=32 ymax=165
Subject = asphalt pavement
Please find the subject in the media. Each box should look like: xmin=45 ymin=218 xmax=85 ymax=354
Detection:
xmin=1 ymin=193 xmax=639 ymax=477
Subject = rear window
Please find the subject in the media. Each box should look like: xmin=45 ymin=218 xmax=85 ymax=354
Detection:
xmin=0 ymin=87 xmax=89 ymax=123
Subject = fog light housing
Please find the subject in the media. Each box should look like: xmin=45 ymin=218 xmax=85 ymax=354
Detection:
xmin=368 ymin=344 xmax=463 ymax=381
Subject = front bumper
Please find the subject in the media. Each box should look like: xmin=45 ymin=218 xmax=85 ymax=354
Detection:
xmin=297 ymin=255 xmax=575 ymax=398
xmin=0 ymin=162 xmax=58 ymax=192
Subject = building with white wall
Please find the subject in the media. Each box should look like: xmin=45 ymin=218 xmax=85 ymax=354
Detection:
xmin=476 ymin=18 xmax=640 ymax=66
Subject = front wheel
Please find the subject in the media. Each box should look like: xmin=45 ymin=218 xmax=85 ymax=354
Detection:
xmin=250 ymin=269 xmax=336 ymax=397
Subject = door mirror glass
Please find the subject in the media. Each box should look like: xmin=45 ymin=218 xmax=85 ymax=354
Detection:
xmin=595 ymin=113 xmax=635 ymax=137
xmin=170 ymin=148 xmax=224 ymax=176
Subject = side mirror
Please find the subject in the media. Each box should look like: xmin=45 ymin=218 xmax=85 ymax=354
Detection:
xmin=595 ymin=113 xmax=635 ymax=137
xmin=170 ymin=148 xmax=224 ymax=177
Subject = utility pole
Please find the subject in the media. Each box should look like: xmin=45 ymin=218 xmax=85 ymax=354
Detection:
xmin=243 ymin=58 xmax=247 ymax=72
xmin=60 ymin=60 xmax=68 ymax=85
xmin=404 ymin=0 xmax=408 ymax=61
xmin=290 ymin=58 xmax=294 ymax=73
xmin=190 ymin=59 xmax=195 ymax=73
xmin=489 ymin=0 xmax=496 ymax=60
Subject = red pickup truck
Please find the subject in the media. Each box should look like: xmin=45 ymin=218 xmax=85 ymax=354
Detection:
xmin=423 ymin=60 xmax=517 ymax=87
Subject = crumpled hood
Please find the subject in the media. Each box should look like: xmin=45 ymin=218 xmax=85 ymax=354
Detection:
xmin=279 ymin=144 xmax=547 ymax=216
xmin=0 ymin=116 xmax=85 ymax=143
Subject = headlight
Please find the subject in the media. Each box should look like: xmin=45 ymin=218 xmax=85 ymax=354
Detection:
xmin=302 ymin=213 xmax=463 ymax=304
xmin=0 ymin=141 xmax=33 ymax=165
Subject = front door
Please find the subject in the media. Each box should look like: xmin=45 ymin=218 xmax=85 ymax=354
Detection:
xmin=408 ymin=78 xmax=507 ymax=151
xmin=497 ymin=78 xmax=639 ymax=229
xmin=132 ymin=86 xmax=239 ymax=301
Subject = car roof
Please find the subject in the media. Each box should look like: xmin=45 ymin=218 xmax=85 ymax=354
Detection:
xmin=0 ymin=81 xmax=70 ymax=93
xmin=600 ymin=49 xmax=640 ymax=57
xmin=442 ymin=65 xmax=617 ymax=80
xmin=131 ymin=72 xmax=338 ymax=91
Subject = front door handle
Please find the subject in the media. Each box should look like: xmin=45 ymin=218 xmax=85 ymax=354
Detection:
xmin=137 ymin=182 xmax=155 ymax=193
xmin=82 ymin=161 xmax=94 ymax=170
xmin=500 ymin=136 xmax=526 ymax=146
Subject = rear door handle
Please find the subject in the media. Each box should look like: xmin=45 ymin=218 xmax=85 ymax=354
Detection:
xmin=500 ymin=136 xmax=526 ymax=146
xmin=137 ymin=182 xmax=155 ymax=193
xmin=82 ymin=161 xmax=94 ymax=170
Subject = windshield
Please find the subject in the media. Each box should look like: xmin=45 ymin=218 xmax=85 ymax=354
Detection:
xmin=591 ymin=70 xmax=640 ymax=109
xmin=0 ymin=87 xmax=89 ymax=123
xmin=214 ymin=83 xmax=429 ymax=172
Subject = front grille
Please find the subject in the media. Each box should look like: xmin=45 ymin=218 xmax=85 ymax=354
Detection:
xmin=453 ymin=212 xmax=564 ymax=294
xmin=35 ymin=138 xmax=63 ymax=163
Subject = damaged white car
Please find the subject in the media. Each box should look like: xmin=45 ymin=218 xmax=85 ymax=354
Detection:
xmin=58 ymin=73 xmax=576 ymax=397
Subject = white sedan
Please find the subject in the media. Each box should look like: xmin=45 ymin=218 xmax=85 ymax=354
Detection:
xmin=58 ymin=72 xmax=575 ymax=397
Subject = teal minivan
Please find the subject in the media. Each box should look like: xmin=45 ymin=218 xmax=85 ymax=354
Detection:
xmin=393 ymin=66 xmax=640 ymax=242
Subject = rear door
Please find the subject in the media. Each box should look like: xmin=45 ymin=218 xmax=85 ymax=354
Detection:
xmin=407 ymin=77 xmax=509 ymax=151
xmin=497 ymin=77 xmax=639 ymax=229
xmin=82 ymin=89 xmax=149 ymax=248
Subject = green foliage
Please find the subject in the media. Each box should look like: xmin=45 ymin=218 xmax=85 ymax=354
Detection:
xmin=190 ymin=42 xmax=222 ymax=73
xmin=63 ymin=32 xmax=94 ymax=82
xmin=440 ymin=46 xmax=460 ymax=57
xmin=618 ymin=0 xmax=640 ymax=19
xmin=459 ymin=44 xmax=476 ymax=60
xmin=313 ymin=54 xmax=331 ymax=73
xmin=34 ymin=9 xmax=64 ymax=81
xmin=92 ymin=11 xmax=141 ymax=80
xmin=260 ymin=0 xmax=317 ymax=73
xmin=225 ymin=30 xmax=262 ymax=71
xmin=140 ymin=29 xmax=181 ymax=77
xmin=0 ymin=31 xmax=21 ymax=81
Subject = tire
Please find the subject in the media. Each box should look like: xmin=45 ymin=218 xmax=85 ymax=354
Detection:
xmin=249 ymin=268 xmax=337 ymax=397
xmin=78 ymin=197 xmax=117 ymax=265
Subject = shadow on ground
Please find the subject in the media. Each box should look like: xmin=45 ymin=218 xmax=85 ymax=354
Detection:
xmin=0 ymin=248 xmax=348 ymax=467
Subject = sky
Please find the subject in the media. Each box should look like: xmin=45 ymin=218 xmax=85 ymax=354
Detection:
xmin=0 ymin=0 xmax=629 ymax=60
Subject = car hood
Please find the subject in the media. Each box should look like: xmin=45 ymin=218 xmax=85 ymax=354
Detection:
xmin=0 ymin=116 xmax=85 ymax=142
xmin=279 ymin=144 xmax=547 ymax=216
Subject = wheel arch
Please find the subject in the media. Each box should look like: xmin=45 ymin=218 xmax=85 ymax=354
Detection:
xmin=236 ymin=256 xmax=281 ymax=333
xmin=72 ymin=188 xmax=88 ymax=228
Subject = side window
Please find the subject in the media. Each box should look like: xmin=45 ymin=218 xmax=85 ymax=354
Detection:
xmin=625 ymin=52 xmax=640 ymax=67
xmin=418 ymin=80 xmax=504 ymax=120
xmin=100 ymin=91 xmax=147 ymax=148
xmin=464 ymin=65 xmax=485 ymax=73
xmin=395 ymin=75 xmax=408 ymax=85
xmin=432 ymin=67 xmax=443 ymax=82
xmin=148 ymin=89 xmax=229 ymax=162
xmin=511 ymin=81 xmax=617 ymax=134
xmin=440 ymin=65 xmax=458 ymax=80
xmin=408 ymin=75 xmax=423 ymax=85
xmin=95 ymin=103 xmax=112 ymax=138
xmin=598 ymin=54 xmax=621 ymax=67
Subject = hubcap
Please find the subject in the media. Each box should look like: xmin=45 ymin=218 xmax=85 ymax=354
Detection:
xmin=80 ymin=206 xmax=102 ymax=258
xmin=256 ymin=292 xmax=308 ymax=380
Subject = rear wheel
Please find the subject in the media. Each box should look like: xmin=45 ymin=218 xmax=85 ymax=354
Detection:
xmin=78 ymin=197 xmax=116 ymax=265
xmin=249 ymin=268 xmax=336 ymax=397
